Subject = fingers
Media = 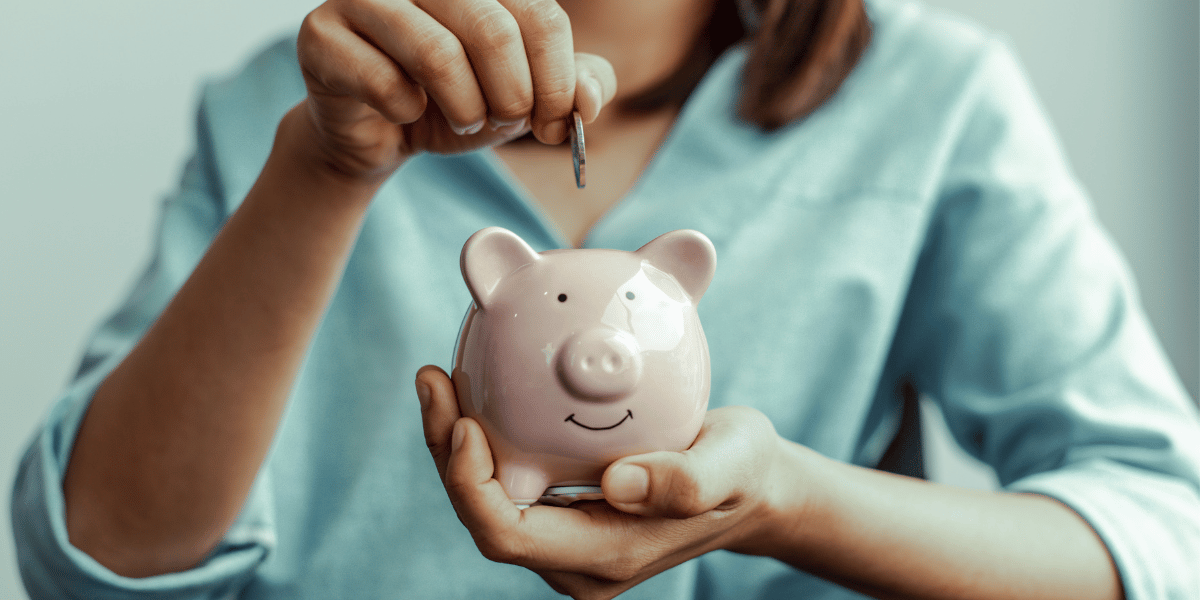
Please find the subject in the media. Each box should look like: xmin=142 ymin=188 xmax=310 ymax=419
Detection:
xmin=604 ymin=452 xmax=732 ymax=519
xmin=419 ymin=0 xmax=577 ymax=143
xmin=573 ymin=53 xmax=617 ymax=125
xmin=415 ymin=365 xmax=625 ymax=575
xmin=603 ymin=406 xmax=778 ymax=518
xmin=442 ymin=418 xmax=532 ymax=551
xmin=415 ymin=367 xmax=527 ymax=539
xmin=306 ymin=0 xmax=610 ymax=146
xmin=431 ymin=405 xmax=781 ymax=592
xmin=347 ymin=1 xmax=489 ymax=133
xmin=414 ymin=0 xmax=528 ymax=133
xmin=415 ymin=365 xmax=461 ymax=481
xmin=464 ymin=494 xmax=669 ymax=579
xmin=298 ymin=7 xmax=428 ymax=125
xmin=536 ymin=568 xmax=657 ymax=600
xmin=480 ymin=501 xmax=725 ymax=585
xmin=496 ymin=0 xmax=576 ymax=143
xmin=429 ymin=410 xmax=657 ymax=577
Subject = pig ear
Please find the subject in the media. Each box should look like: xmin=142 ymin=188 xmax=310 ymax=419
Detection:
xmin=461 ymin=227 xmax=541 ymax=309
xmin=635 ymin=230 xmax=717 ymax=302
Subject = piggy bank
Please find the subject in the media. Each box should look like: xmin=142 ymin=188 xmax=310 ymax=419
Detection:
xmin=452 ymin=227 xmax=716 ymax=507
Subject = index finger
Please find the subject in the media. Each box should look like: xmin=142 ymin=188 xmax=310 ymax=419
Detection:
xmin=500 ymin=0 xmax=576 ymax=144
xmin=416 ymin=365 xmax=461 ymax=481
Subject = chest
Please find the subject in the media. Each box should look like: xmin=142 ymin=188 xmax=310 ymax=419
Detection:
xmin=492 ymin=111 xmax=677 ymax=247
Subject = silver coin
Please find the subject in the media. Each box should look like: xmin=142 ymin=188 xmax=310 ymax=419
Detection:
xmin=569 ymin=110 xmax=586 ymax=189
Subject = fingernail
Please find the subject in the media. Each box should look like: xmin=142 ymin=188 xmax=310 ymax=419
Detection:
xmin=607 ymin=464 xmax=649 ymax=504
xmin=451 ymin=119 xmax=485 ymax=136
xmin=496 ymin=117 xmax=527 ymax=136
xmin=416 ymin=382 xmax=432 ymax=411
xmin=488 ymin=116 xmax=525 ymax=131
xmin=451 ymin=420 xmax=466 ymax=453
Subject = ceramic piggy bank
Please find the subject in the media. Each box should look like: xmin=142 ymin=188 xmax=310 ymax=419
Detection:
xmin=452 ymin=227 xmax=716 ymax=507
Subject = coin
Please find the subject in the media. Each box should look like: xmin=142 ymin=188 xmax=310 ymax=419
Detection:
xmin=569 ymin=110 xmax=586 ymax=189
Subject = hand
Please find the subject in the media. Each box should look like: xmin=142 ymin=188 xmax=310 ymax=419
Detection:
xmin=415 ymin=366 xmax=788 ymax=600
xmin=294 ymin=0 xmax=617 ymax=181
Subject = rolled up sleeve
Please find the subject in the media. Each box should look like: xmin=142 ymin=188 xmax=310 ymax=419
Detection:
xmin=901 ymin=40 xmax=1200 ymax=599
xmin=10 ymin=96 xmax=277 ymax=599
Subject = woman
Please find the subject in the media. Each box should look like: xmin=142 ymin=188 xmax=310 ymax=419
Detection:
xmin=14 ymin=0 xmax=1199 ymax=598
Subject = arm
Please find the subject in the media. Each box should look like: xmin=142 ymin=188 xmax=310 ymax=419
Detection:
xmin=62 ymin=0 xmax=614 ymax=578
xmin=757 ymin=438 xmax=1122 ymax=600
xmin=62 ymin=108 xmax=383 ymax=577
xmin=413 ymin=38 xmax=1200 ymax=600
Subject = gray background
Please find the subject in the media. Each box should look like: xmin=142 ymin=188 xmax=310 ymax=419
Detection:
xmin=1 ymin=0 xmax=1196 ymax=597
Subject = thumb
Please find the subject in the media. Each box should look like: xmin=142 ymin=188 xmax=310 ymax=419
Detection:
xmin=603 ymin=452 xmax=730 ymax=518
xmin=573 ymin=53 xmax=618 ymax=125
xmin=601 ymin=407 xmax=776 ymax=518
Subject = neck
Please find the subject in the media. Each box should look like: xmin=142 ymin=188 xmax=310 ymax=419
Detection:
xmin=559 ymin=0 xmax=718 ymax=102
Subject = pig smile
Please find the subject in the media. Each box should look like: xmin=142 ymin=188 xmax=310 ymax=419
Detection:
xmin=565 ymin=410 xmax=633 ymax=431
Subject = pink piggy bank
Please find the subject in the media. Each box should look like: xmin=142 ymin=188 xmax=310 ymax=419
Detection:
xmin=452 ymin=227 xmax=716 ymax=507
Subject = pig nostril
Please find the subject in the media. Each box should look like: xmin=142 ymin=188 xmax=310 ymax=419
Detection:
xmin=602 ymin=354 xmax=618 ymax=373
xmin=558 ymin=329 xmax=643 ymax=401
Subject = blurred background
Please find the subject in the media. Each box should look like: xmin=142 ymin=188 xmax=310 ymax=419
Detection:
xmin=1 ymin=0 xmax=1196 ymax=597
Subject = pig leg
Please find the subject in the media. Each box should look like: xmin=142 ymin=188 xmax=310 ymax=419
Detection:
xmin=495 ymin=462 xmax=551 ymax=508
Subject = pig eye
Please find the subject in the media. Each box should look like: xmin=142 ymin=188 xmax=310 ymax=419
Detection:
xmin=558 ymin=294 xmax=568 ymax=302
xmin=625 ymin=291 xmax=636 ymax=300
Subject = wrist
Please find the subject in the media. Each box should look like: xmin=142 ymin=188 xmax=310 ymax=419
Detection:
xmin=732 ymin=437 xmax=836 ymax=560
xmin=267 ymin=103 xmax=406 ymax=210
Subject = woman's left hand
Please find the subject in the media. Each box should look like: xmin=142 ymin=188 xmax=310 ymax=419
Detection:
xmin=414 ymin=366 xmax=789 ymax=600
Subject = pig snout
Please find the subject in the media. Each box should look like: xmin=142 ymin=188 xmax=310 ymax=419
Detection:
xmin=557 ymin=328 xmax=643 ymax=401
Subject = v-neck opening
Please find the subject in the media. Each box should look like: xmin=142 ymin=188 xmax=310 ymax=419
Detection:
xmin=477 ymin=45 xmax=748 ymax=251
xmin=482 ymin=127 xmax=671 ymax=250
xmin=477 ymin=150 xmax=573 ymax=249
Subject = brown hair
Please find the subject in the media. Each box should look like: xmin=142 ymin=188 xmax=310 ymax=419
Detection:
xmin=623 ymin=0 xmax=872 ymax=131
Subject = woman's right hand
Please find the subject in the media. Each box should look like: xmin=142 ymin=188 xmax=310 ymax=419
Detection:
xmin=294 ymin=0 xmax=617 ymax=182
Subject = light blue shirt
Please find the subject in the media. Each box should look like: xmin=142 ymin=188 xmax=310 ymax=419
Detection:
xmin=13 ymin=0 xmax=1200 ymax=597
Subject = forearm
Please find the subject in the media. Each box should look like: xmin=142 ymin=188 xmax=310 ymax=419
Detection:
xmin=63 ymin=103 xmax=392 ymax=577
xmin=752 ymin=439 xmax=1123 ymax=600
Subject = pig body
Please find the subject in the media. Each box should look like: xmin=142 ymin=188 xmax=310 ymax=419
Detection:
xmin=452 ymin=227 xmax=716 ymax=506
